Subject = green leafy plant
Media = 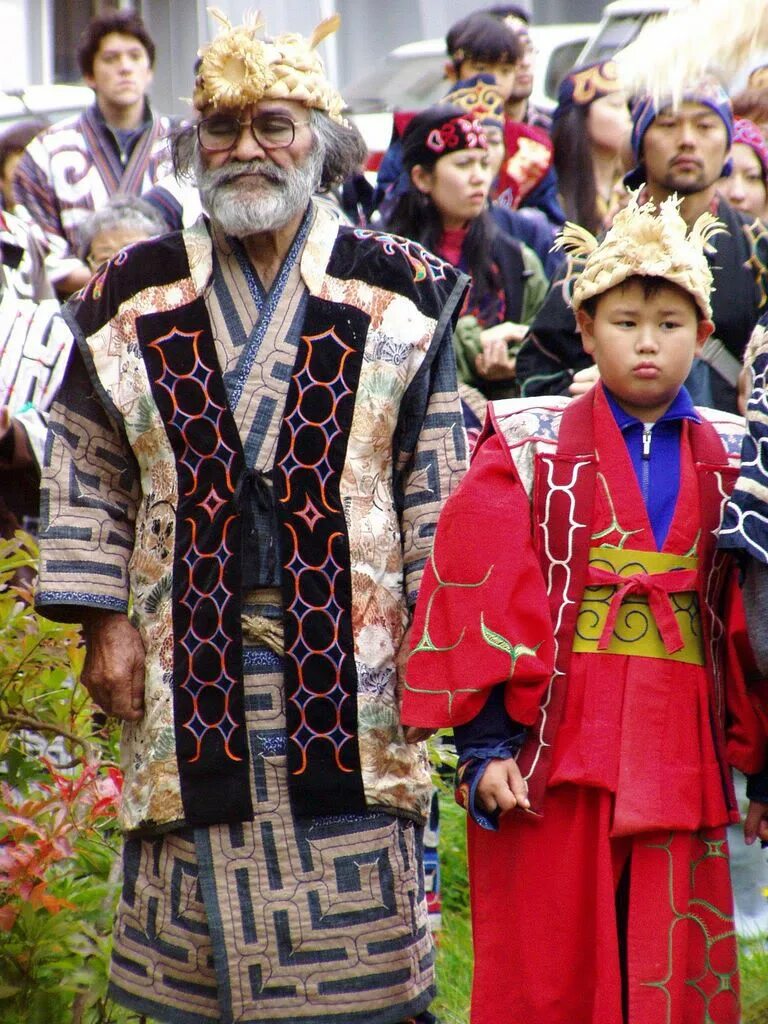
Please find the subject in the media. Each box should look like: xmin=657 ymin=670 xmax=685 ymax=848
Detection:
xmin=0 ymin=533 xmax=137 ymax=1023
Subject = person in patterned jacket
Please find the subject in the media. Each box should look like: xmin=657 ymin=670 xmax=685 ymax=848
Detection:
xmin=35 ymin=12 xmax=467 ymax=1024
xmin=13 ymin=10 xmax=172 ymax=297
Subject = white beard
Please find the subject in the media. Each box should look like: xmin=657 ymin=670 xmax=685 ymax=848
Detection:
xmin=195 ymin=146 xmax=322 ymax=237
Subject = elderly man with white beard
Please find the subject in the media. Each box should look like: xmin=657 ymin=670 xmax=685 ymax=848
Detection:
xmin=34 ymin=12 xmax=468 ymax=1024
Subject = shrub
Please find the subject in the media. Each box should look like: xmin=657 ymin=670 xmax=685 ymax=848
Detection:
xmin=0 ymin=533 xmax=132 ymax=1024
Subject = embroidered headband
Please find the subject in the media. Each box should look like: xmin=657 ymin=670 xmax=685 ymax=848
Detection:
xmin=553 ymin=190 xmax=725 ymax=321
xmin=193 ymin=7 xmax=346 ymax=123
xmin=401 ymin=105 xmax=488 ymax=171
xmin=442 ymin=74 xmax=506 ymax=130
xmin=552 ymin=60 xmax=623 ymax=122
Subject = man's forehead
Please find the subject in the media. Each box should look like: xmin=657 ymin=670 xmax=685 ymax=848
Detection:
xmin=655 ymin=100 xmax=719 ymax=120
xmin=203 ymin=98 xmax=307 ymax=118
xmin=97 ymin=32 xmax=147 ymax=56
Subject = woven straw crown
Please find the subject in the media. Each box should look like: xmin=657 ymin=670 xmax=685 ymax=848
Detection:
xmin=193 ymin=7 xmax=345 ymax=123
xmin=554 ymin=191 xmax=725 ymax=321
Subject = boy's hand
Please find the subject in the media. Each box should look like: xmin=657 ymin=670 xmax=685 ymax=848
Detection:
xmin=403 ymin=726 xmax=437 ymax=743
xmin=476 ymin=757 xmax=530 ymax=815
xmin=744 ymin=800 xmax=768 ymax=845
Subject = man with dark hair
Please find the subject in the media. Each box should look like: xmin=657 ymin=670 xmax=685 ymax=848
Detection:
xmin=481 ymin=4 xmax=552 ymax=133
xmin=35 ymin=12 xmax=467 ymax=1024
xmin=76 ymin=8 xmax=156 ymax=78
xmin=517 ymin=78 xmax=768 ymax=413
xmin=13 ymin=9 xmax=172 ymax=297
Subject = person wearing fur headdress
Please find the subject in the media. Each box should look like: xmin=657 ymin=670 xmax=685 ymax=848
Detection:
xmin=402 ymin=192 xmax=768 ymax=1024
xmin=517 ymin=77 xmax=768 ymax=415
xmin=32 ymin=10 xmax=469 ymax=1024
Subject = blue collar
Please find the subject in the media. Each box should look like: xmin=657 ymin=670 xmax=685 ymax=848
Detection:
xmin=604 ymin=385 xmax=701 ymax=433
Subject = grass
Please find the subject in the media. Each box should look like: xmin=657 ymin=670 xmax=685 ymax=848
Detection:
xmin=741 ymin=935 xmax=768 ymax=1023
xmin=433 ymin=791 xmax=472 ymax=1024
xmin=432 ymin=791 xmax=768 ymax=1024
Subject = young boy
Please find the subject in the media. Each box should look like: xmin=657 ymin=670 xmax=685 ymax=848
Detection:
xmin=402 ymin=192 xmax=768 ymax=1024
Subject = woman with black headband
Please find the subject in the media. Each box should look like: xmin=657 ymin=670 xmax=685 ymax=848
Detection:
xmin=386 ymin=103 xmax=547 ymax=417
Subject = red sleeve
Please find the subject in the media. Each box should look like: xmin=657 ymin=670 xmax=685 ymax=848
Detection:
xmin=402 ymin=432 xmax=554 ymax=729
xmin=723 ymin=571 xmax=768 ymax=775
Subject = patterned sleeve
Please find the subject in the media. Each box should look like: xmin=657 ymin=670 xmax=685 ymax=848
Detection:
xmin=394 ymin=318 xmax=468 ymax=608
xmin=35 ymin=342 xmax=140 ymax=622
xmin=719 ymin=320 xmax=768 ymax=562
xmin=13 ymin=142 xmax=83 ymax=285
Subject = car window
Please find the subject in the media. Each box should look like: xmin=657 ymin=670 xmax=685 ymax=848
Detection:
xmin=544 ymin=38 xmax=591 ymax=101
xmin=343 ymin=54 xmax=446 ymax=114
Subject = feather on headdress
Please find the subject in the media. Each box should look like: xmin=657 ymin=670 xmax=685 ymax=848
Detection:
xmin=193 ymin=7 xmax=345 ymax=122
xmin=614 ymin=0 xmax=768 ymax=105
xmin=554 ymin=190 xmax=725 ymax=320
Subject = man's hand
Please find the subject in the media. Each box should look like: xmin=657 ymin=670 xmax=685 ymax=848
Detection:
xmin=744 ymin=800 xmax=768 ymax=845
xmin=81 ymin=612 xmax=146 ymax=722
xmin=568 ymin=364 xmax=600 ymax=396
xmin=476 ymin=756 xmax=530 ymax=815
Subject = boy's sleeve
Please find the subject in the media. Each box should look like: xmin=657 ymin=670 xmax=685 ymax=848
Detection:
xmin=402 ymin=431 xmax=554 ymax=729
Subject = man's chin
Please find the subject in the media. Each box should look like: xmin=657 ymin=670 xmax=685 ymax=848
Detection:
xmin=662 ymin=173 xmax=712 ymax=196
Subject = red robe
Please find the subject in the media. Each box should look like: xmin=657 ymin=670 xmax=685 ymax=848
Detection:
xmin=403 ymin=387 xmax=768 ymax=1024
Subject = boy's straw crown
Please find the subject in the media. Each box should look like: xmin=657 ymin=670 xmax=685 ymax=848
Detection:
xmin=193 ymin=7 xmax=345 ymax=123
xmin=553 ymin=191 xmax=725 ymax=320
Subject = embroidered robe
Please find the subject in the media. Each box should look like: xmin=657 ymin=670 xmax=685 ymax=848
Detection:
xmin=36 ymin=202 xmax=469 ymax=833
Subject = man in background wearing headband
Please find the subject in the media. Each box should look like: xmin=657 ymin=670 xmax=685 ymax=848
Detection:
xmin=517 ymin=78 xmax=768 ymax=414
xmin=34 ymin=13 xmax=468 ymax=1024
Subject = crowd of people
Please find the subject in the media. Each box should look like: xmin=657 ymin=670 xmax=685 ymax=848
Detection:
xmin=2 ymin=4 xmax=768 ymax=1024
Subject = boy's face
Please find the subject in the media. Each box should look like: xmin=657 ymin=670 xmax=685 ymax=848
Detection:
xmin=575 ymin=279 xmax=713 ymax=422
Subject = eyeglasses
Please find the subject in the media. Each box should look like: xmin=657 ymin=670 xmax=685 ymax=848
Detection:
xmin=197 ymin=113 xmax=310 ymax=152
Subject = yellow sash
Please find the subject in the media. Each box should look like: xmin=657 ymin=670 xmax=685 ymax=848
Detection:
xmin=572 ymin=546 xmax=704 ymax=665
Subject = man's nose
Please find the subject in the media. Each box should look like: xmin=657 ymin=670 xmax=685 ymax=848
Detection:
xmin=677 ymin=121 xmax=697 ymax=147
xmin=231 ymin=124 xmax=266 ymax=161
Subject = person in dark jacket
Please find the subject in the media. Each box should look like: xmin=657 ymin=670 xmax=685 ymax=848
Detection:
xmin=517 ymin=78 xmax=768 ymax=413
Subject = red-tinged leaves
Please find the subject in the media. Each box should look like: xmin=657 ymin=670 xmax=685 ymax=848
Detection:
xmin=28 ymin=882 xmax=75 ymax=914
xmin=0 ymin=903 xmax=19 ymax=931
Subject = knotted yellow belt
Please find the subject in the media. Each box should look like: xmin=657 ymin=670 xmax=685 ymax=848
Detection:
xmin=572 ymin=547 xmax=704 ymax=665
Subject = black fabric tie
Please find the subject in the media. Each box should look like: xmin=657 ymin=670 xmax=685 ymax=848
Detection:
xmin=234 ymin=467 xmax=277 ymax=589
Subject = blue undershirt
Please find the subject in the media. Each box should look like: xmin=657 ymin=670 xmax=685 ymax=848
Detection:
xmin=455 ymin=385 xmax=701 ymax=829
xmin=603 ymin=384 xmax=700 ymax=549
